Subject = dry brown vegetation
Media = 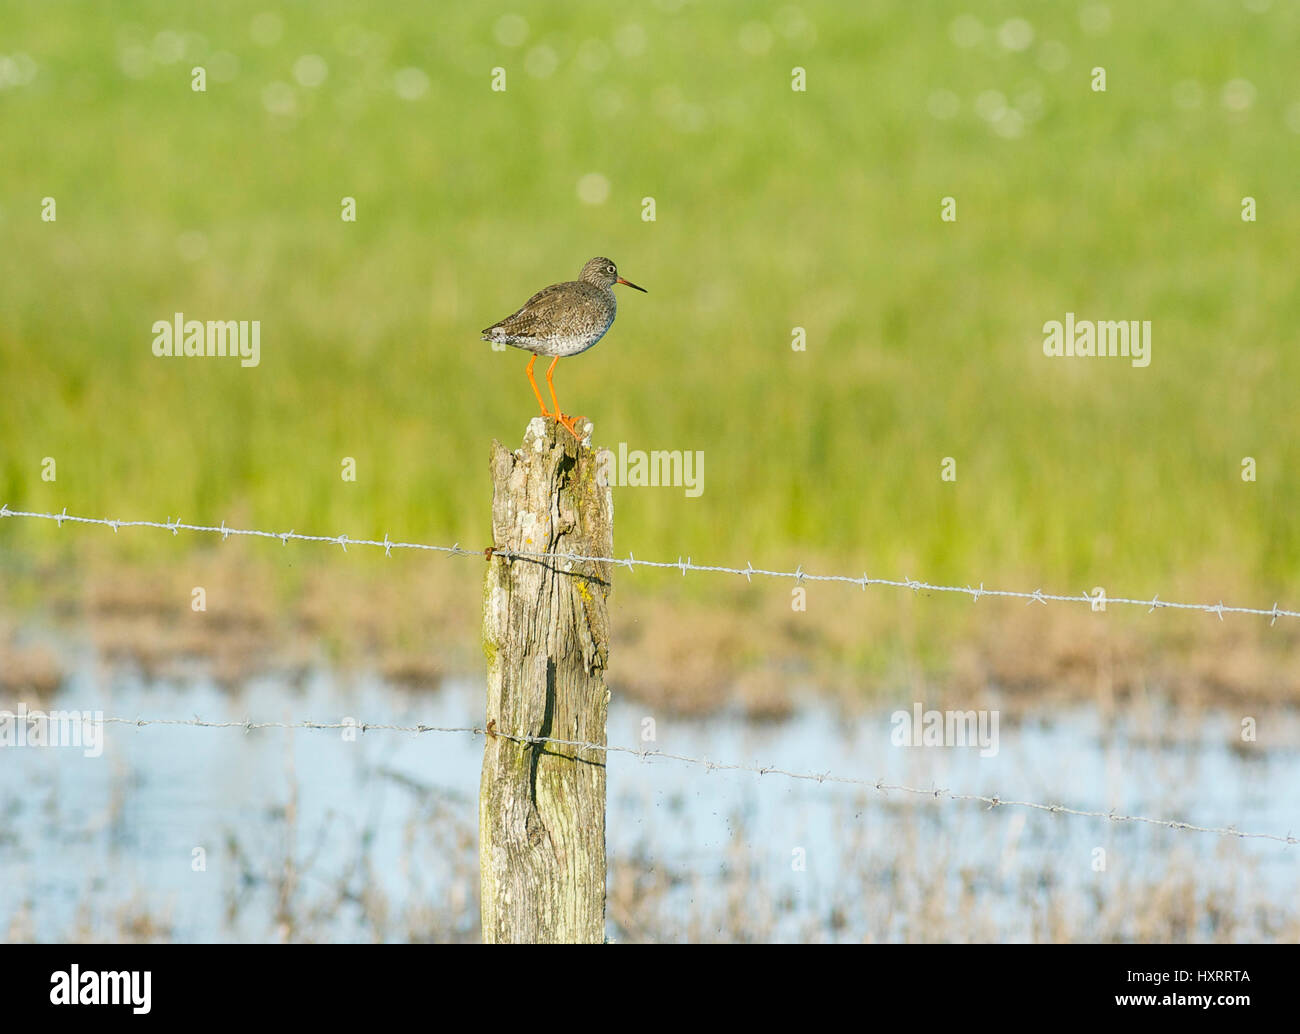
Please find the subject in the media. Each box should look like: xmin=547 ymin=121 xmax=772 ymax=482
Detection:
xmin=4 ymin=554 xmax=1298 ymax=718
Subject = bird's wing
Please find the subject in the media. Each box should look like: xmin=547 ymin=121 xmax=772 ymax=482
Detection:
xmin=483 ymin=281 xmax=604 ymax=338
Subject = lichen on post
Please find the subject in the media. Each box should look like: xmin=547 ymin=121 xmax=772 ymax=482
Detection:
xmin=480 ymin=417 xmax=613 ymax=943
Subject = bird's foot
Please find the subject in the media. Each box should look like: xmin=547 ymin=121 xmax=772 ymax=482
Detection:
xmin=555 ymin=412 xmax=589 ymax=440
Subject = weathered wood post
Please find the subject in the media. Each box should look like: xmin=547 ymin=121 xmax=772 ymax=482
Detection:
xmin=480 ymin=417 xmax=613 ymax=943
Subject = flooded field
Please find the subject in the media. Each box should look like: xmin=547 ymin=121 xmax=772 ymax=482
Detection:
xmin=3 ymin=636 xmax=1297 ymax=943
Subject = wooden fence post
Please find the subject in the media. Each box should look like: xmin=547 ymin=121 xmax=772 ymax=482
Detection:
xmin=480 ymin=417 xmax=613 ymax=943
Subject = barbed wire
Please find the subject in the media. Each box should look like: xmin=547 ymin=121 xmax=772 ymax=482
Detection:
xmin=76 ymin=715 xmax=1295 ymax=846
xmin=8 ymin=508 xmax=1296 ymax=846
xmin=0 ymin=505 xmax=482 ymax=558
xmin=3 ymin=505 xmax=1297 ymax=623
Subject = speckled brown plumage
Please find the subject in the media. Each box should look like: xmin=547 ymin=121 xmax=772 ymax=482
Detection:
xmin=481 ymin=257 xmax=645 ymax=358
xmin=481 ymin=257 xmax=647 ymax=441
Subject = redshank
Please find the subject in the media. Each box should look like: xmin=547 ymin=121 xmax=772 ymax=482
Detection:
xmin=481 ymin=256 xmax=646 ymax=439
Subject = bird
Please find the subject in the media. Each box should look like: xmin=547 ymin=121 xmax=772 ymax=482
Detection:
xmin=481 ymin=256 xmax=646 ymax=439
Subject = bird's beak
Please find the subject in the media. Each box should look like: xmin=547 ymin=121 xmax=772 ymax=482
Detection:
xmin=617 ymin=276 xmax=647 ymax=293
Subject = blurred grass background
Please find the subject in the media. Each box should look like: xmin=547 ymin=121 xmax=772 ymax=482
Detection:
xmin=2 ymin=0 xmax=1299 ymax=602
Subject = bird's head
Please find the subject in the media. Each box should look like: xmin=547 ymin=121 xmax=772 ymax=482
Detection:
xmin=580 ymin=256 xmax=646 ymax=293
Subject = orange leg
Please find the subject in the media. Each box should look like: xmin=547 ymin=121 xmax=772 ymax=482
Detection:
xmin=545 ymin=357 xmax=587 ymax=440
xmin=526 ymin=355 xmax=552 ymax=417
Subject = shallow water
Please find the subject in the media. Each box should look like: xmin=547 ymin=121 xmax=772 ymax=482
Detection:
xmin=2 ymin=648 xmax=1298 ymax=942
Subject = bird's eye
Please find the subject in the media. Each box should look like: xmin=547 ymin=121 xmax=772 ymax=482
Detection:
xmin=606 ymin=266 xmax=615 ymax=274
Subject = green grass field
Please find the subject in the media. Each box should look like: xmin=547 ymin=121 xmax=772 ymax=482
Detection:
xmin=3 ymin=1 xmax=1299 ymax=603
